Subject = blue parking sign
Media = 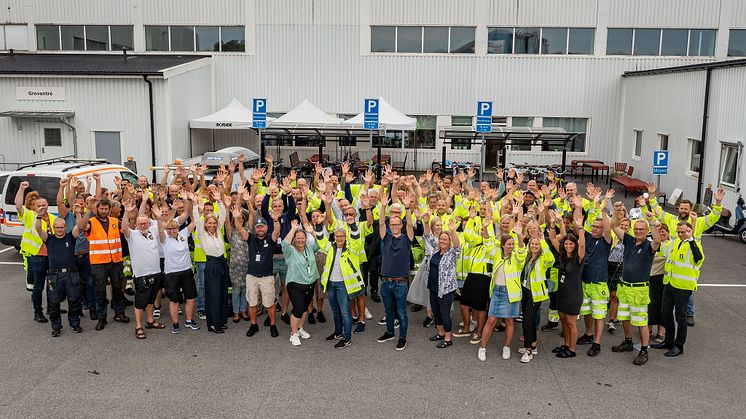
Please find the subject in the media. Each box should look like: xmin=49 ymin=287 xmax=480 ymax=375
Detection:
xmin=364 ymin=98 xmax=379 ymax=130
xmin=653 ymin=150 xmax=668 ymax=175
xmin=253 ymin=98 xmax=267 ymax=129
xmin=476 ymin=101 xmax=492 ymax=133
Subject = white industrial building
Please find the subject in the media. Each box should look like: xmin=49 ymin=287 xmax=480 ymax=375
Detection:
xmin=1 ymin=0 xmax=745 ymax=205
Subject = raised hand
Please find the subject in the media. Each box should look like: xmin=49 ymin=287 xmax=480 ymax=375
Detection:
xmin=605 ymin=188 xmax=615 ymax=200
xmin=714 ymin=187 xmax=725 ymax=204
xmin=152 ymin=205 xmax=163 ymax=219
xmin=289 ymin=170 xmax=297 ymax=181
xmin=448 ymin=218 xmax=457 ymax=231
xmin=271 ymin=211 xmax=281 ymax=222
xmin=239 ymin=154 xmax=246 ymax=163
xmin=379 ymin=193 xmax=390 ymax=209
xmin=689 ymin=211 xmax=698 ymax=225
xmin=291 ymin=219 xmax=299 ymax=230
xmin=164 ymin=164 xmax=171 ymax=173
xmin=281 ymin=177 xmax=292 ymax=194
xmin=646 ymin=182 xmax=656 ymax=195
xmin=19 ymin=180 xmax=29 ymax=190
xmin=361 ymin=194 xmax=370 ymax=209
xmin=636 ymin=195 xmax=647 ymax=208
xmin=266 ymin=154 xmax=273 ymax=164
xmin=496 ymin=167 xmax=504 ymax=180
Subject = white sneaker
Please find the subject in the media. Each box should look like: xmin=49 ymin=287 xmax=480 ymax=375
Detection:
xmin=520 ymin=349 xmax=533 ymax=363
xmin=470 ymin=320 xmax=477 ymax=331
xmin=289 ymin=333 xmax=301 ymax=346
xmin=394 ymin=319 xmax=400 ymax=329
xmin=502 ymin=346 xmax=511 ymax=360
xmin=459 ymin=320 xmax=465 ymax=327
xmin=153 ymin=309 xmax=161 ymax=319
xmin=518 ymin=347 xmax=538 ymax=355
xmin=477 ymin=347 xmax=487 ymax=362
xmin=297 ymin=328 xmax=311 ymax=339
xmin=365 ymin=307 xmax=373 ymax=320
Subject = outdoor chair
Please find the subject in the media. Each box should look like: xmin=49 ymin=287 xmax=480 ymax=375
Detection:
xmin=612 ymin=161 xmax=628 ymax=177
xmin=392 ymin=154 xmax=407 ymax=174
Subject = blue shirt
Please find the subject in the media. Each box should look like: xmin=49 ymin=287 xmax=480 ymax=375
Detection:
xmin=63 ymin=212 xmax=89 ymax=254
xmin=427 ymin=251 xmax=443 ymax=292
xmin=621 ymin=234 xmax=655 ymax=283
xmin=582 ymin=231 xmax=611 ymax=284
xmin=380 ymin=232 xmax=412 ymax=278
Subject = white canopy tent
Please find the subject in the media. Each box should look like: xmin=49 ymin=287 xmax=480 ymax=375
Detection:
xmin=342 ymin=97 xmax=416 ymax=131
xmin=189 ymin=98 xmax=274 ymax=157
xmin=269 ymin=99 xmax=344 ymax=127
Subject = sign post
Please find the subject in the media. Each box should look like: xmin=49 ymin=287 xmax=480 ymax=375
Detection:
xmin=476 ymin=101 xmax=493 ymax=181
xmin=253 ymin=98 xmax=267 ymax=162
xmin=653 ymin=150 xmax=668 ymax=196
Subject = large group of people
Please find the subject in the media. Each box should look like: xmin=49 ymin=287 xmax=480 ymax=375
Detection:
xmin=16 ymin=154 xmax=725 ymax=365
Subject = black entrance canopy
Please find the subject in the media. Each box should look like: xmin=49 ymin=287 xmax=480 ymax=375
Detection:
xmin=438 ymin=126 xmax=583 ymax=174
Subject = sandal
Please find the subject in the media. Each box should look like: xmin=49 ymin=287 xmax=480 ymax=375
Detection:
xmin=436 ymin=340 xmax=453 ymax=349
xmin=429 ymin=334 xmax=446 ymax=342
xmin=135 ymin=327 xmax=146 ymax=339
xmin=145 ymin=321 xmax=166 ymax=329
xmin=232 ymin=314 xmax=241 ymax=323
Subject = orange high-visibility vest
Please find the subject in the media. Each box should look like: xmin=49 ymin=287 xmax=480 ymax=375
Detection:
xmin=87 ymin=217 xmax=123 ymax=264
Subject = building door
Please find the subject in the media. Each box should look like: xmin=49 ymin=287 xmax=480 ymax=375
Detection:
xmin=94 ymin=131 xmax=122 ymax=164
xmin=36 ymin=123 xmax=72 ymax=160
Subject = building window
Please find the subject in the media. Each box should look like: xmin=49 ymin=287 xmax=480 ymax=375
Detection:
xmin=729 ymin=29 xmax=746 ymax=56
xmin=688 ymin=138 xmax=703 ymax=175
xmin=370 ymin=26 xmax=475 ymax=54
xmin=511 ymin=117 xmax=534 ymax=151
xmin=1 ymin=24 xmax=29 ymax=51
xmin=609 ymin=28 xmax=716 ymax=56
xmin=661 ymin=29 xmax=688 ymax=56
xmin=373 ymin=131 xmax=406 ymax=148
xmin=405 ymin=116 xmax=436 ymax=149
xmin=487 ymin=28 xmax=513 ymax=54
xmin=541 ymin=28 xmax=568 ymax=54
xmin=689 ymin=29 xmax=716 ymax=56
xmin=633 ymin=130 xmax=643 ymax=158
xmin=371 ymin=26 xmax=396 ymax=52
xmin=449 ymin=27 xmax=475 ymax=53
xmin=515 ymin=27 xmax=540 ymax=54
xmin=568 ymin=28 xmax=594 ymax=54
xmin=423 ymin=27 xmax=448 ymax=53
xmin=44 ymin=128 xmax=62 ymax=147
xmin=397 ymin=26 xmax=422 ymax=53
xmin=36 ymin=25 xmax=133 ymax=51
xmin=719 ymin=143 xmax=741 ymax=187
xmin=543 ymin=118 xmax=587 ymax=152
xmin=145 ymin=25 xmax=244 ymax=52
xmin=450 ymin=116 xmax=472 ymax=150
xmin=658 ymin=134 xmax=669 ymax=151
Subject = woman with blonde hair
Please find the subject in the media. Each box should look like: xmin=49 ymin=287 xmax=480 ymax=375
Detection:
xmin=281 ymin=220 xmax=320 ymax=346
xmin=517 ymin=235 xmax=556 ymax=363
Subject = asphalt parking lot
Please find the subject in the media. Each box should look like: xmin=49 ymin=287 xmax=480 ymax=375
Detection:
xmin=0 ymin=236 xmax=744 ymax=418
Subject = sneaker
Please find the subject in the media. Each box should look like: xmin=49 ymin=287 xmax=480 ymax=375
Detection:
xmin=72 ymin=326 xmax=83 ymax=333
xmin=395 ymin=338 xmax=407 ymax=351
xmin=377 ymin=332 xmax=395 ymax=343
xmin=653 ymin=334 xmax=665 ymax=344
xmin=364 ymin=308 xmax=373 ymax=320
xmin=171 ymin=324 xmax=180 ymax=334
xmin=394 ymin=319 xmax=400 ymax=329
xmin=458 ymin=320 xmax=464 ymax=327
xmin=281 ymin=313 xmax=291 ymax=325
xmin=518 ymin=347 xmax=538 ymax=355
xmin=469 ymin=333 xmax=482 ymax=344
xmin=411 ymin=304 xmax=423 ymax=312
xmin=113 ymin=313 xmax=130 ymax=323
xmin=422 ymin=317 xmax=433 ymax=328
xmin=606 ymin=321 xmax=616 ymax=333
xmin=470 ymin=320 xmax=477 ymax=330
xmin=633 ymin=350 xmax=649 ymax=365
xmin=326 ymin=332 xmax=342 ymax=341
xmin=370 ymin=290 xmax=381 ymax=303
xmin=270 ymin=325 xmax=279 ymax=337
xmin=612 ymin=339 xmax=634 ymax=353
xmin=246 ymin=324 xmax=259 ymax=337
xmin=354 ymin=322 xmax=366 ymax=334
xmin=317 ymin=311 xmax=327 ymax=323
xmin=289 ymin=333 xmax=301 ymax=346
xmin=587 ymin=343 xmax=601 ymax=357
xmin=453 ymin=328 xmax=471 ymax=338
xmin=686 ymin=316 xmax=695 ymax=327
xmin=494 ymin=323 xmax=506 ymax=333
xmin=520 ymin=349 xmax=533 ymax=363
xmin=502 ymin=346 xmax=511 ymax=360
xmin=34 ymin=313 xmax=49 ymax=323
xmin=477 ymin=347 xmax=487 ymax=361
xmin=184 ymin=320 xmax=200 ymax=330
xmin=377 ymin=317 xmax=387 ymax=325
xmin=307 ymin=312 xmax=316 ymax=324
xmin=335 ymin=339 xmax=352 ymax=349
xmin=516 ymin=315 xmax=523 ymax=323
xmin=51 ymin=329 xmax=61 ymax=337
xmin=577 ymin=334 xmax=594 ymax=345
xmin=89 ymin=312 xmax=98 ymax=321
xmin=541 ymin=321 xmax=559 ymax=332
xmin=297 ymin=328 xmax=311 ymax=339
xmin=153 ymin=308 xmax=161 ymax=319
xmin=196 ymin=310 xmax=207 ymax=320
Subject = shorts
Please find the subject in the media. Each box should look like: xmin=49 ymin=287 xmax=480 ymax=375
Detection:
xmin=617 ymin=282 xmax=651 ymax=327
xmin=134 ymin=274 xmax=159 ymax=309
xmin=246 ymin=274 xmax=275 ymax=307
xmin=164 ymin=268 xmax=197 ymax=303
xmin=488 ymin=286 xmax=520 ymax=318
xmin=273 ymin=258 xmax=288 ymax=282
xmin=286 ymin=281 xmax=315 ymax=319
xmin=580 ymin=282 xmax=609 ymax=320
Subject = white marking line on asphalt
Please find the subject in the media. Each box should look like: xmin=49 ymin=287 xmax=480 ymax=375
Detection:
xmin=0 ymin=247 xmax=15 ymax=254
xmin=698 ymin=284 xmax=746 ymax=287
xmin=0 ymin=261 xmax=22 ymax=265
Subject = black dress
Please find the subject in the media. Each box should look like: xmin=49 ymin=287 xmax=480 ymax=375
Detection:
xmin=557 ymin=257 xmax=583 ymax=316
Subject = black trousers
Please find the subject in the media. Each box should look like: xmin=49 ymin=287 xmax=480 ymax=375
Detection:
xmin=92 ymin=262 xmax=125 ymax=319
xmin=429 ymin=289 xmax=455 ymax=333
xmin=521 ymin=288 xmax=541 ymax=349
xmin=204 ymin=256 xmax=229 ymax=330
xmin=48 ymin=271 xmax=82 ymax=330
xmin=662 ymin=284 xmax=692 ymax=349
xmin=648 ymin=274 xmax=665 ymax=326
xmin=365 ymin=254 xmax=381 ymax=292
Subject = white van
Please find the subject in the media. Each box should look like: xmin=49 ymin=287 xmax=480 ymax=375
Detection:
xmin=0 ymin=159 xmax=138 ymax=248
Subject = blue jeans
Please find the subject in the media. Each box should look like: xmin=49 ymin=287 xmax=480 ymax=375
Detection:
xmin=27 ymin=255 xmax=49 ymax=315
xmin=327 ymin=281 xmax=352 ymax=341
xmin=232 ymin=283 xmax=248 ymax=314
xmin=381 ymin=279 xmax=408 ymax=339
xmin=195 ymin=262 xmax=206 ymax=311
xmin=687 ymin=293 xmax=695 ymax=317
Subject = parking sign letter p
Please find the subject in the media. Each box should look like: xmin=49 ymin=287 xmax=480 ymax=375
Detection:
xmin=655 ymin=152 xmax=666 ymax=165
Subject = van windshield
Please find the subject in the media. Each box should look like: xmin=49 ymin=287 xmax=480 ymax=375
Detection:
xmin=4 ymin=176 xmax=60 ymax=207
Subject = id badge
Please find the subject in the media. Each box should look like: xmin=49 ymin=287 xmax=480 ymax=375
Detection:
xmin=307 ymin=266 xmax=311 ymax=275
xmin=255 ymin=254 xmax=261 ymax=262
xmin=560 ymin=274 xmax=566 ymax=284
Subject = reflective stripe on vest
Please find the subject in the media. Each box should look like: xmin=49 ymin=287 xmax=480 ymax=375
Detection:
xmin=88 ymin=217 xmax=122 ymax=264
xmin=20 ymin=210 xmax=56 ymax=256
xmin=667 ymin=241 xmax=703 ymax=291
xmin=321 ymin=247 xmax=364 ymax=296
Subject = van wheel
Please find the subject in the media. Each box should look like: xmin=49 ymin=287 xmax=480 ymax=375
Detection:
xmin=740 ymin=229 xmax=746 ymax=244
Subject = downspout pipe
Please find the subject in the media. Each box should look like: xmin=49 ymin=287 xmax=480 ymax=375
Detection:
xmin=143 ymin=75 xmax=157 ymax=183
xmin=696 ymin=67 xmax=712 ymax=205
xmin=60 ymin=116 xmax=77 ymax=157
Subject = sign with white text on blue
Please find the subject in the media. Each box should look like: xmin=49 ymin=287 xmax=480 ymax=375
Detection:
xmin=653 ymin=150 xmax=668 ymax=175
xmin=476 ymin=101 xmax=492 ymax=133
xmin=253 ymin=98 xmax=267 ymax=129
xmin=364 ymin=98 xmax=379 ymax=130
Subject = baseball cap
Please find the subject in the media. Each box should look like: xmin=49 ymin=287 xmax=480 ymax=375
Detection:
xmin=256 ymin=218 xmax=268 ymax=226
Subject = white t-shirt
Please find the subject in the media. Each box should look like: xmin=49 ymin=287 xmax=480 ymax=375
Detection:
xmin=330 ymin=249 xmax=344 ymax=282
xmin=126 ymin=225 xmax=161 ymax=278
xmin=161 ymin=228 xmax=192 ymax=274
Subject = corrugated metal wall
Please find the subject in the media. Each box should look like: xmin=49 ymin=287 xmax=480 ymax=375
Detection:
xmin=166 ymin=64 xmax=213 ymax=161
xmin=256 ymin=0 xmax=359 ymax=25
xmin=607 ymin=0 xmax=721 ymax=28
xmin=730 ymin=0 xmax=746 ymax=28
xmin=24 ymin=0 xmax=133 ymax=24
xmin=143 ymin=0 xmax=246 ymax=25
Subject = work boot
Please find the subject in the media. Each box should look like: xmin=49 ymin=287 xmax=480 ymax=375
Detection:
xmin=633 ymin=350 xmax=649 ymax=365
xmin=686 ymin=316 xmax=695 ymax=327
xmin=611 ymin=339 xmax=635 ymax=352
xmin=34 ymin=313 xmax=49 ymax=323
xmin=95 ymin=319 xmax=107 ymax=331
